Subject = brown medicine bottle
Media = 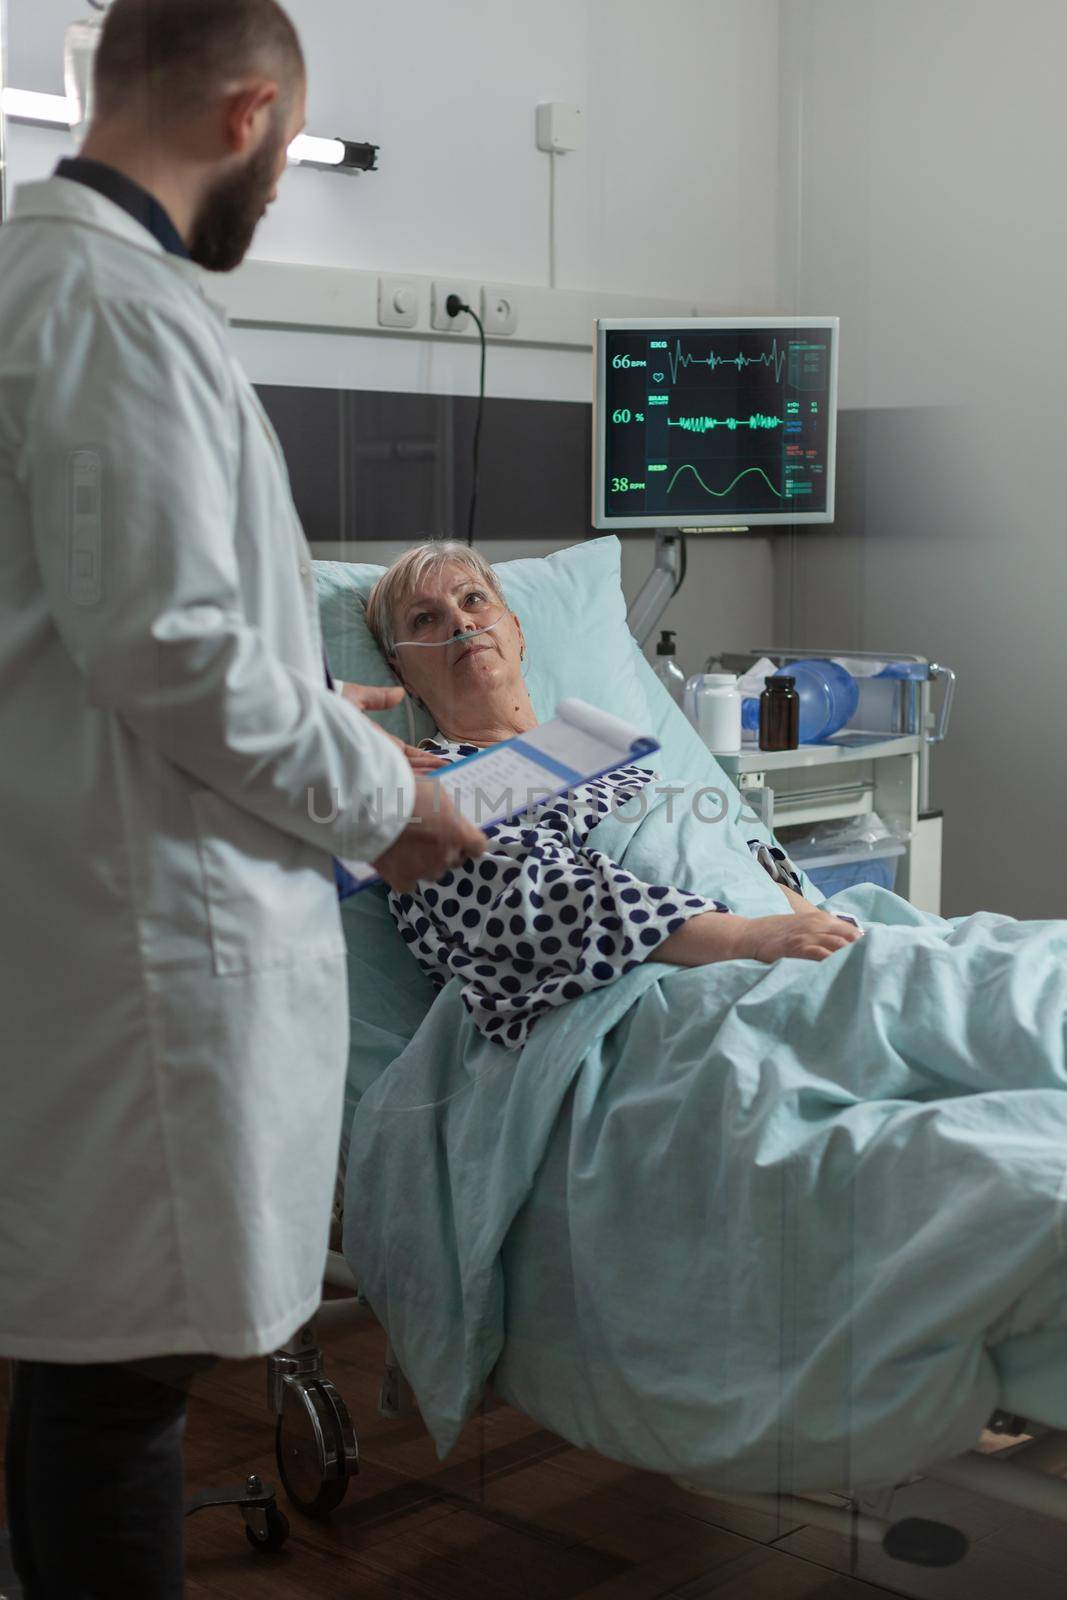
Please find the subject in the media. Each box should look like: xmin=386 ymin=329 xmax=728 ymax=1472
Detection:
xmin=759 ymin=676 xmax=800 ymax=751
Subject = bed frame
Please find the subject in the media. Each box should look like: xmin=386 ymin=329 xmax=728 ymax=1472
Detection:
xmin=215 ymin=1252 xmax=1067 ymax=1571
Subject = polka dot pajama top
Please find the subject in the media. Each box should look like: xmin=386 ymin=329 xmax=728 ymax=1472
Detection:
xmin=389 ymin=737 xmax=804 ymax=1052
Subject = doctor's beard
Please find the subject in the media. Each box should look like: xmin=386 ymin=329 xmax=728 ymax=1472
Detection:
xmin=189 ymin=119 xmax=286 ymax=273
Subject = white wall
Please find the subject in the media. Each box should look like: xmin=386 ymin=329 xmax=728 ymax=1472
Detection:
xmin=3 ymin=0 xmax=784 ymax=671
xmin=258 ymin=0 xmax=780 ymax=306
xmin=4 ymin=0 xmax=781 ymax=306
xmin=776 ymin=0 xmax=1067 ymax=917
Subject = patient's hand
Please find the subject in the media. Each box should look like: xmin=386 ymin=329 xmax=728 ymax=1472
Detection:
xmin=742 ymin=908 xmax=863 ymax=964
xmin=654 ymin=906 xmax=862 ymax=968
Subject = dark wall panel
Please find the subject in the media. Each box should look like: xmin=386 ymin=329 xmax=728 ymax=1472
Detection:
xmin=257 ymin=384 xmax=594 ymax=546
xmin=257 ymin=385 xmax=343 ymax=545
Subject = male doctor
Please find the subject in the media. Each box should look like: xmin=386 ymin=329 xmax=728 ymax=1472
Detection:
xmin=0 ymin=0 xmax=484 ymax=1593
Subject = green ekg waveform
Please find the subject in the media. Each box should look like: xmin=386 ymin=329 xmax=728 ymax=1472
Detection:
xmin=666 ymin=463 xmax=784 ymax=499
xmin=667 ymin=413 xmax=783 ymax=434
xmin=667 ymin=337 xmax=787 ymax=385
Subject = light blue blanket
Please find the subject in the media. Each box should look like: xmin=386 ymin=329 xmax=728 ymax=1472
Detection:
xmin=344 ymin=779 xmax=1067 ymax=1492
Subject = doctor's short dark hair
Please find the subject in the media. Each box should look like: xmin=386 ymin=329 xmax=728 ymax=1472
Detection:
xmin=93 ymin=0 xmax=306 ymax=119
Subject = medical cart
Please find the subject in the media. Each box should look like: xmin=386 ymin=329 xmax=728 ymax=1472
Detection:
xmin=714 ymin=650 xmax=955 ymax=916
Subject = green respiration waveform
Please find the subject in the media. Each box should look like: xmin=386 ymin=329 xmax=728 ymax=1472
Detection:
xmin=667 ymin=413 xmax=783 ymax=434
xmin=666 ymin=463 xmax=785 ymax=499
xmin=667 ymin=337 xmax=787 ymax=385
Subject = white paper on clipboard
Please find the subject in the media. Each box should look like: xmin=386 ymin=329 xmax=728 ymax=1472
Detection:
xmin=337 ymin=696 xmax=659 ymax=895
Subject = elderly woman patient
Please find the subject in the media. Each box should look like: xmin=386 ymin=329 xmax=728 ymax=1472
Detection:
xmin=365 ymin=541 xmax=860 ymax=1051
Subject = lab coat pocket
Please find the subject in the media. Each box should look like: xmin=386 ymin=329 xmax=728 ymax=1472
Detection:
xmin=190 ymin=789 xmax=346 ymax=977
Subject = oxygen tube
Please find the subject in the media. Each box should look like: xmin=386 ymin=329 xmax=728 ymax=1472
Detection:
xmin=392 ymin=613 xmax=505 ymax=649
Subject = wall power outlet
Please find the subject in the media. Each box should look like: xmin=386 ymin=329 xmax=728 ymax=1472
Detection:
xmin=431 ymin=282 xmax=474 ymax=332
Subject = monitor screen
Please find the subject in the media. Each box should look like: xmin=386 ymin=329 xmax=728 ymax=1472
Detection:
xmin=593 ymin=317 xmax=838 ymax=529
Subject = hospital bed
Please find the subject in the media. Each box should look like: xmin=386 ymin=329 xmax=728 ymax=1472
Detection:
xmin=259 ymin=1272 xmax=1067 ymax=1572
xmin=213 ymin=540 xmax=1067 ymax=1573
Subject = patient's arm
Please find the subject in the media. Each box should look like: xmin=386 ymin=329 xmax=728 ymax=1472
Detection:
xmin=652 ymin=906 xmax=862 ymax=966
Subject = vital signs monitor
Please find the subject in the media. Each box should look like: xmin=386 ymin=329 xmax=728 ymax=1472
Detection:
xmin=593 ymin=317 xmax=838 ymax=529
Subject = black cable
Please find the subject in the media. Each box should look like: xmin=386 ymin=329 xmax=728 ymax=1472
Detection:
xmin=446 ymin=294 xmax=487 ymax=545
xmin=673 ymin=531 xmax=688 ymax=596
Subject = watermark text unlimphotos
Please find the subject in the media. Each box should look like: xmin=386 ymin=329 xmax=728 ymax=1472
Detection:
xmin=307 ymin=780 xmax=730 ymax=829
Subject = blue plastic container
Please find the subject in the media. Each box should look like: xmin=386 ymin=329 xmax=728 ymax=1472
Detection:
xmin=742 ymin=658 xmax=859 ymax=743
xmin=802 ymin=851 xmax=899 ymax=899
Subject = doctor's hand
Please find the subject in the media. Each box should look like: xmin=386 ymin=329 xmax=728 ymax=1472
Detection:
xmin=340 ymin=681 xmax=405 ymax=715
xmin=372 ymin=779 xmax=487 ymax=893
xmin=339 ymin=681 xmax=448 ymax=774
xmin=385 ymin=734 xmax=450 ymax=775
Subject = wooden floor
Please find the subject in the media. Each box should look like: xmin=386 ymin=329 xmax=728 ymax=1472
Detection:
xmin=5 ymin=1325 xmax=1067 ymax=1599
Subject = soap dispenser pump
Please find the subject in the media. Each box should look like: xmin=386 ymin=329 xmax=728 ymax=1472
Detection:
xmin=652 ymin=629 xmax=685 ymax=706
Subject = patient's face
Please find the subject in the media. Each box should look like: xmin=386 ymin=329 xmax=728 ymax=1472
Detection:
xmin=390 ymin=561 xmax=525 ymax=724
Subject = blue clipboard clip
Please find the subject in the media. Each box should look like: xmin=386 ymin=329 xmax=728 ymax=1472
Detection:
xmin=334 ymin=858 xmax=362 ymax=901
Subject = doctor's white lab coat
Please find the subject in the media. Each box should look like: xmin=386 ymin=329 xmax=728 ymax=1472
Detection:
xmin=0 ymin=178 xmax=413 ymax=1361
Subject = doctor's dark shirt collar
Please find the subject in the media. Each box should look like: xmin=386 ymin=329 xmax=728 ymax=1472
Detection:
xmin=55 ymin=157 xmax=190 ymax=260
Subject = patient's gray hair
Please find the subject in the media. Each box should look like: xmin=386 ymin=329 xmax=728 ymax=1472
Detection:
xmin=365 ymin=541 xmax=506 ymax=657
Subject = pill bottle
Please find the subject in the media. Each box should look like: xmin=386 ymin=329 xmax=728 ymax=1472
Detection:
xmin=685 ymin=673 xmax=742 ymax=754
xmin=759 ymin=676 xmax=799 ymax=751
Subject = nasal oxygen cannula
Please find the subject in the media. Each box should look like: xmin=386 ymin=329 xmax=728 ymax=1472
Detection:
xmin=391 ymin=614 xmax=505 ymax=649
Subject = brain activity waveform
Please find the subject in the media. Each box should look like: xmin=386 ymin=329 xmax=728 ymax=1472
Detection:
xmin=667 ymin=337 xmax=786 ymax=385
xmin=667 ymin=413 xmax=782 ymax=434
xmin=667 ymin=463 xmax=784 ymax=500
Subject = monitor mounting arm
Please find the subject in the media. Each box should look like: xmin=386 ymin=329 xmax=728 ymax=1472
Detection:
xmin=626 ymin=530 xmax=683 ymax=649
xmin=626 ymin=526 xmax=749 ymax=649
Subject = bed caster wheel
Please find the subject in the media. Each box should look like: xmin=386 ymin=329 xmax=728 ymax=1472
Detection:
xmin=275 ymin=1376 xmax=358 ymax=1517
xmin=244 ymin=1504 xmax=290 ymax=1553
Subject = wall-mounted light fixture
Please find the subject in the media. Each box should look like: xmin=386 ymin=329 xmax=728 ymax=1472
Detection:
xmin=0 ymin=90 xmax=379 ymax=173
xmin=286 ymin=134 xmax=379 ymax=173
